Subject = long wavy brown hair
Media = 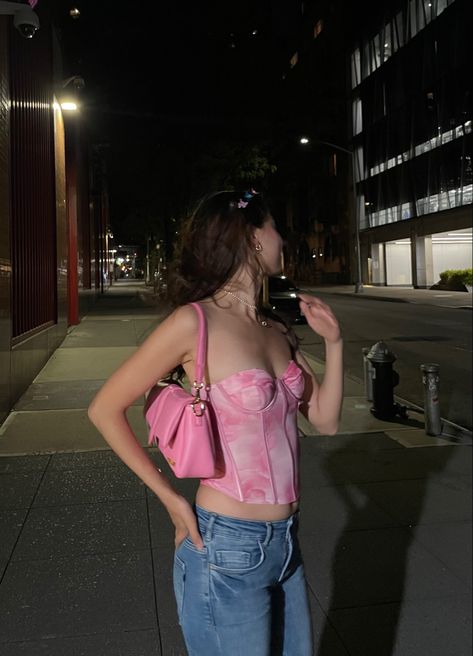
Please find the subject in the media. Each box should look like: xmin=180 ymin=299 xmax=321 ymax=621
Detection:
xmin=166 ymin=190 xmax=299 ymax=354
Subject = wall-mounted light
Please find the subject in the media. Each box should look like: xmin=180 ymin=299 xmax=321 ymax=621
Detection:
xmin=61 ymin=101 xmax=78 ymax=112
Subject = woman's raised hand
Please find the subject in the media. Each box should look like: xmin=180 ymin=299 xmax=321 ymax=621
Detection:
xmin=298 ymin=293 xmax=341 ymax=344
xmin=164 ymin=494 xmax=204 ymax=550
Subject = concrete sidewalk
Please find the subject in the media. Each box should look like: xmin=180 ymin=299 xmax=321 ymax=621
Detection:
xmin=299 ymin=284 xmax=473 ymax=310
xmin=0 ymin=281 xmax=471 ymax=655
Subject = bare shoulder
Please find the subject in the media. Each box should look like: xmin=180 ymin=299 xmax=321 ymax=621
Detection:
xmin=148 ymin=304 xmax=199 ymax=354
xmin=164 ymin=304 xmax=199 ymax=332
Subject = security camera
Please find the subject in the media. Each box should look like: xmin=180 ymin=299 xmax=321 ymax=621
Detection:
xmin=14 ymin=8 xmax=39 ymax=38
xmin=0 ymin=2 xmax=40 ymax=39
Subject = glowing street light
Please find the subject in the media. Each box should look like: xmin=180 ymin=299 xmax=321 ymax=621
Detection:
xmin=61 ymin=101 xmax=78 ymax=112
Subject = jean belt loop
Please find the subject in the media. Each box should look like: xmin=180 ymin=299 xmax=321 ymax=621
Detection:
xmin=263 ymin=522 xmax=272 ymax=546
xmin=204 ymin=513 xmax=216 ymax=543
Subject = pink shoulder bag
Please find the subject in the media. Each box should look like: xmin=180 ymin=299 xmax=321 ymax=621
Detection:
xmin=144 ymin=302 xmax=217 ymax=478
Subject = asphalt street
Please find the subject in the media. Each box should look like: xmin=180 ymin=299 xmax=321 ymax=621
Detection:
xmin=294 ymin=293 xmax=472 ymax=430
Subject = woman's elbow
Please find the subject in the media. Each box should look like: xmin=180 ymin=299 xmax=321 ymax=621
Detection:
xmin=87 ymin=395 xmax=110 ymax=425
xmin=322 ymin=422 xmax=339 ymax=436
xmin=87 ymin=401 xmax=100 ymax=425
xmin=88 ymin=397 xmax=130 ymax=426
xmin=310 ymin=416 xmax=339 ymax=436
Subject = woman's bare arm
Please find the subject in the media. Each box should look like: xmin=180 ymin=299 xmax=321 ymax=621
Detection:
xmin=295 ymin=293 xmax=344 ymax=435
xmin=87 ymin=304 xmax=204 ymax=548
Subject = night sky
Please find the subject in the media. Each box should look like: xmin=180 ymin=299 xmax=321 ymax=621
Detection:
xmin=55 ymin=1 xmax=301 ymax=127
xmin=44 ymin=1 xmax=311 ymax=242
xmin=43 ymin=0 xmax=367 ymax=244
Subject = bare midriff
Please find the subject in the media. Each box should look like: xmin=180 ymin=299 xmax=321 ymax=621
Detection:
xmin=196 ymin=484 xmax=299 ymax=521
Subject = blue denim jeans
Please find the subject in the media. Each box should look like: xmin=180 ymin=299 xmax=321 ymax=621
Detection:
xmin=173 ymin=505 xmax=313 ymax=655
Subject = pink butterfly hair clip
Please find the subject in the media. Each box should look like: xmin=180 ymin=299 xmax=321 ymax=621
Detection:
xmin=237 ymin=189 xmax=258 ymax=209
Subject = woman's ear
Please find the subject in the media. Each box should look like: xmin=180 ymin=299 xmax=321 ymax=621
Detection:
xmin=252 ymin=226 xmax=263 ymax=251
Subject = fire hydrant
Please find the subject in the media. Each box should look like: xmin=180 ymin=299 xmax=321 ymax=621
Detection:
xmin=366 ymin=341 xmax=407 ymax=420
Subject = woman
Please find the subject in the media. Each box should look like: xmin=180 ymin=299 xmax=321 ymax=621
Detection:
xmin=88 ymin=190 xmax=343 ymax=655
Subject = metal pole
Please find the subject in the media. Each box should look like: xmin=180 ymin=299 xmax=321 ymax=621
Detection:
xmin=362 ymin=347 xmax=373 ymax=401
xmin=350 ymin=151 xmax=363 ymax=294
xmin=420 ymin=363 xmax=442 ymax=436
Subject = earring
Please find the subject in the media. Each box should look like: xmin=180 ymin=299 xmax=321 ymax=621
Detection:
xmin=255 ymin=242 xmax=263 ymax=252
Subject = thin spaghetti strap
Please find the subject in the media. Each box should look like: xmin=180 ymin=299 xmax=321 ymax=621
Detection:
xmin=188 ymin=302 xmax=207 ymax=386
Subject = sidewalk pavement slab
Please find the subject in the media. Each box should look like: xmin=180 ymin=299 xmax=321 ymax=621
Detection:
xmin=0 ymin=282 xmax=471 ymax=656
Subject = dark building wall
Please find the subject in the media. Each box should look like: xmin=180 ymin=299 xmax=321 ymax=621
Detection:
xmin=271 ymin=0 xmax=352 ymax=283
xmin=0 ymin=20 xmax=12 ymax=421
xmin=0 ymin=16 xmax=68 ymax=423
xmin=9 ymin=22 xmax=57 ymax=341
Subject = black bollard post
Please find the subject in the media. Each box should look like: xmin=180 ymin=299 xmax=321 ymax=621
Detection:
xmin=420 ymin=363 xmax=442 ymax=436
xmin=362 ymin=347 xmax=374 ymax=401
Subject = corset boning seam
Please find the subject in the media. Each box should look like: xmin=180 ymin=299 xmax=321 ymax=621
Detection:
xmin=207 ymin=390 xmax=244 ymax=500
xmin=261 ymin=411 xmax=277 ymax=504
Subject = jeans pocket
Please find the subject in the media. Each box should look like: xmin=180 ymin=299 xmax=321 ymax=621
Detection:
xmin=210 ymin=539 xmax=265 ymax=574
xmin=173 ymin=554 xmax=186 ymax=622
xmin=182 ymin=537 xmax=207 ymax=554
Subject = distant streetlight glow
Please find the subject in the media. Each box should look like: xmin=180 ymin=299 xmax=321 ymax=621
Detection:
xmin=300 ymin=136 xmax=310 ymax=145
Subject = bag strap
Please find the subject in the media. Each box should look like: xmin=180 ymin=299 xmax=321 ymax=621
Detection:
xmin=188 ymin=302 xmax=207 ymax=387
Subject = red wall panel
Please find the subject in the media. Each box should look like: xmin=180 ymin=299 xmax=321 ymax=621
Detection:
xmin=9 ymin=29 xmax=56 ymax=339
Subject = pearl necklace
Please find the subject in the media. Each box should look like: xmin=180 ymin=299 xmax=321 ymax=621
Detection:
xmin=222 ymin=288 xmax=269 ymax=327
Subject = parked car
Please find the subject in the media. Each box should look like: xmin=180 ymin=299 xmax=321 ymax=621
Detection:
xmin=267 ymin=275 xmax=307 ymax=324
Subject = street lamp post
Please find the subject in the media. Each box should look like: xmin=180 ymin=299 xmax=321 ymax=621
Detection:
xmin=299 ymin=137 xmax=364 ymax=293
xmin=60 ymin=76 xmax=85 ymax=323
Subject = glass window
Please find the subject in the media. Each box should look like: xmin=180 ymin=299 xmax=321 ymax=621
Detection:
xmin=355 ymin=145 xmax=365 ymax=182
xmin=383 ymin=23 xmax=392 ymax=62
xmin=371 ymin=33 xmax=382 ymax=71
xmin=437 ymin=0 xmax=448 ymax=17
xmin=362 ymin=41 xmax=370 ymax=78
xmin=394 ymin=11 xmax=404 ymax=50
xmin=423 ymin=0 xmax=434 ymax=24
xmin=408 ymin=0 xmax=418 ymax=40
xmin=353 ymin=97 xmax=363 ymax=135
xmin=351 ymin=48 xmax=361 ymax=88
xmin=418 ymin=0 xmax=426 ymax=31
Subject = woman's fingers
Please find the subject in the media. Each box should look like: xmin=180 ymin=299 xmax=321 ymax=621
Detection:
xmin=175 ymin=520 xmax=204 ymax=550
xmin=166 ymin=494 xmax=204 ymax=551
xmin=298 ymin=293 xmax=331 ymax=311
xmin=297 ymin=292 xmax=318 ymax=305
xmin=187 ymin=524 xmax=205 ymax=550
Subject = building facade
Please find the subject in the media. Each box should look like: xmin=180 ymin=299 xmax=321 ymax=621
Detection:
xmin=0 ymin=4 xmax=111 ymax=423
xmin=351 ymin=0 xmax=472 ymax=286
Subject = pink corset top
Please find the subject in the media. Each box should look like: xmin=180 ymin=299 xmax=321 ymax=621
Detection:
xmin=200 ymin=359 xmax=305 ymax=504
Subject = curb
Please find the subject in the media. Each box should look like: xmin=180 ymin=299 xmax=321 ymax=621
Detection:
xmin=298 ymin=287 xmax=409 ymax=304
